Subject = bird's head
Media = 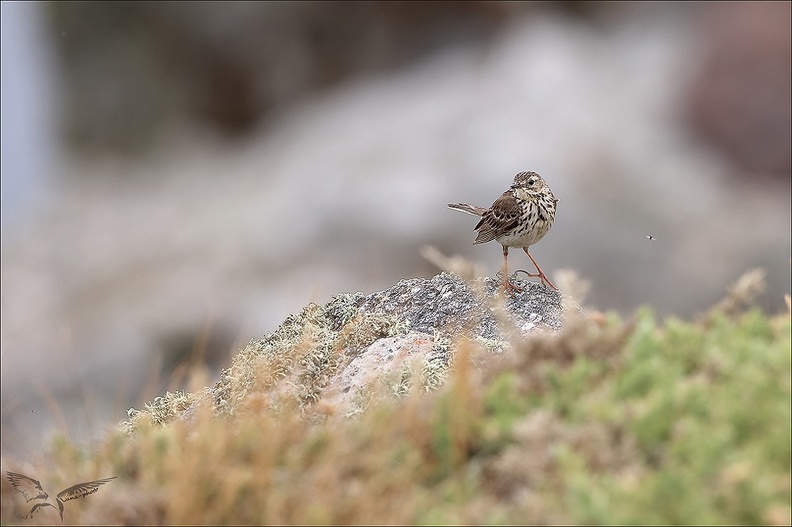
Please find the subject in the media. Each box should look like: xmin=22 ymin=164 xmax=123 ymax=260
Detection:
xmin=510 ymin=171 xmax=549 ymax=197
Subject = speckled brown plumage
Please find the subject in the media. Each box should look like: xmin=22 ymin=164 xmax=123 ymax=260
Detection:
xmin=448 ymin=171 xmax=558 ymax=291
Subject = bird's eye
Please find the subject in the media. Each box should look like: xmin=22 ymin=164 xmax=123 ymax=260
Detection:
xmin=528 ymin=177 xmax=536 ymax=186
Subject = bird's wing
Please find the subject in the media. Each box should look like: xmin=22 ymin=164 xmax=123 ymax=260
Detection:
xmin=56 ymin=477 xmax=116 ymax=502
xmin=22 ymin=501 xmax=58 ymax=520
xmin=6 ymin=471 xmax=48 ymax=502
xmin=473 ymin=192 xmax=520 ymax=244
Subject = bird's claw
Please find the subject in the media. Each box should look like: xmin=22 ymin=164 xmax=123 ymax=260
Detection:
xmin=495 ymin=272 xmax=524 ymax=296
xmin=513 ymin=269 xmax=558 ymax=290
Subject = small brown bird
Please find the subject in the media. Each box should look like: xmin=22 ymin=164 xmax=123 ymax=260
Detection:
xmin=6 ymin=471 xmax=116 ymax=522
xmin=448 ymin=171 xmax=558 ymax=291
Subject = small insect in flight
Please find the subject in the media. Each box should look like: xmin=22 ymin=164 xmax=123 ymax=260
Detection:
xmin=646 ymin=235 xmax=656 ymax=241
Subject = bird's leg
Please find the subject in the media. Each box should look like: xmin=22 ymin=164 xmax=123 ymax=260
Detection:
xmin=501 ymin=246 xmax=520 ymax=294
xmin=522 ymin=248 xmax=558 ymax=290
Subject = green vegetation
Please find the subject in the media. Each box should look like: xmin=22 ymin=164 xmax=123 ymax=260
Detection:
xmin=2 ymin=280 xmax=789 ymax=525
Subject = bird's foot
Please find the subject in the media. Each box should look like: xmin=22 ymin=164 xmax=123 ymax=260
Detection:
xmin=496 ymin=271 xmax=525 ymax=296
xmin=514 ymin=269 xmax=558 ymax=291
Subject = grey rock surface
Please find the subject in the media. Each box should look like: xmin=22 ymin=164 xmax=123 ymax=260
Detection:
xmin=139 ymin=272 xmax=564 ymax=425
xmin=359 ymin=271 xmax=563 ymax=338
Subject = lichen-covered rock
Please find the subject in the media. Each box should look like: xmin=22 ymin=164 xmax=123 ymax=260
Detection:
xmin=320 ymin=331 xmax=443 ymax=416
xmin=358 ymin=271 xmax=563 ymax=338
xmin=124 ymin=272 xmax=563 ymax=430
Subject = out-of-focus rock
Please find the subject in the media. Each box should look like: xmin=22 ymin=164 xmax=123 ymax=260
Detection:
xmin=45 ymin=2 xmax=522 ymax=152
xmin=688 ymin=2 xmax=791 ymax=179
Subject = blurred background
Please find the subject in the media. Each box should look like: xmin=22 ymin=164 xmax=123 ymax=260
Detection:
xmin=2 ymin=2 xmax=789 ymax=458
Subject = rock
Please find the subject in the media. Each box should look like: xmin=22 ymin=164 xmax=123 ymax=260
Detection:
xmin=124 ymin=272 xmax=564 ymax=428
xmin=687 ymin=2 xmax=791 ymax=178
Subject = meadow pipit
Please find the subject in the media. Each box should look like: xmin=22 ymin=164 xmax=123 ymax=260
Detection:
xmin=448 ymin=171 xmax=558 ymax=291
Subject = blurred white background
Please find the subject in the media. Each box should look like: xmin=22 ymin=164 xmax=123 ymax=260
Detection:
xmin=2 ymin=2 xmax=789 ymax=458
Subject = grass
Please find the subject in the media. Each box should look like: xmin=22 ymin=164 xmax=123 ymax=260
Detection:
xmin=1 ymin=274 xmax=789 ymax=525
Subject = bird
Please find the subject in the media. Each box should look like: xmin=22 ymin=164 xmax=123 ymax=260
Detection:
xmin=6 ymin=471 xmax=116 ymax=522
xmin=448 ymin=171 xmax=558 ymax=292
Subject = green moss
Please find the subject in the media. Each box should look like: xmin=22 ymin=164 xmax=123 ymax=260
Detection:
xmin=484 ymin=372 xmax=526 ymax=433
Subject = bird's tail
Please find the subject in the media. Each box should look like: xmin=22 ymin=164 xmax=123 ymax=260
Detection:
xmin=447 ymin=203 xmax=486 ymax=217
